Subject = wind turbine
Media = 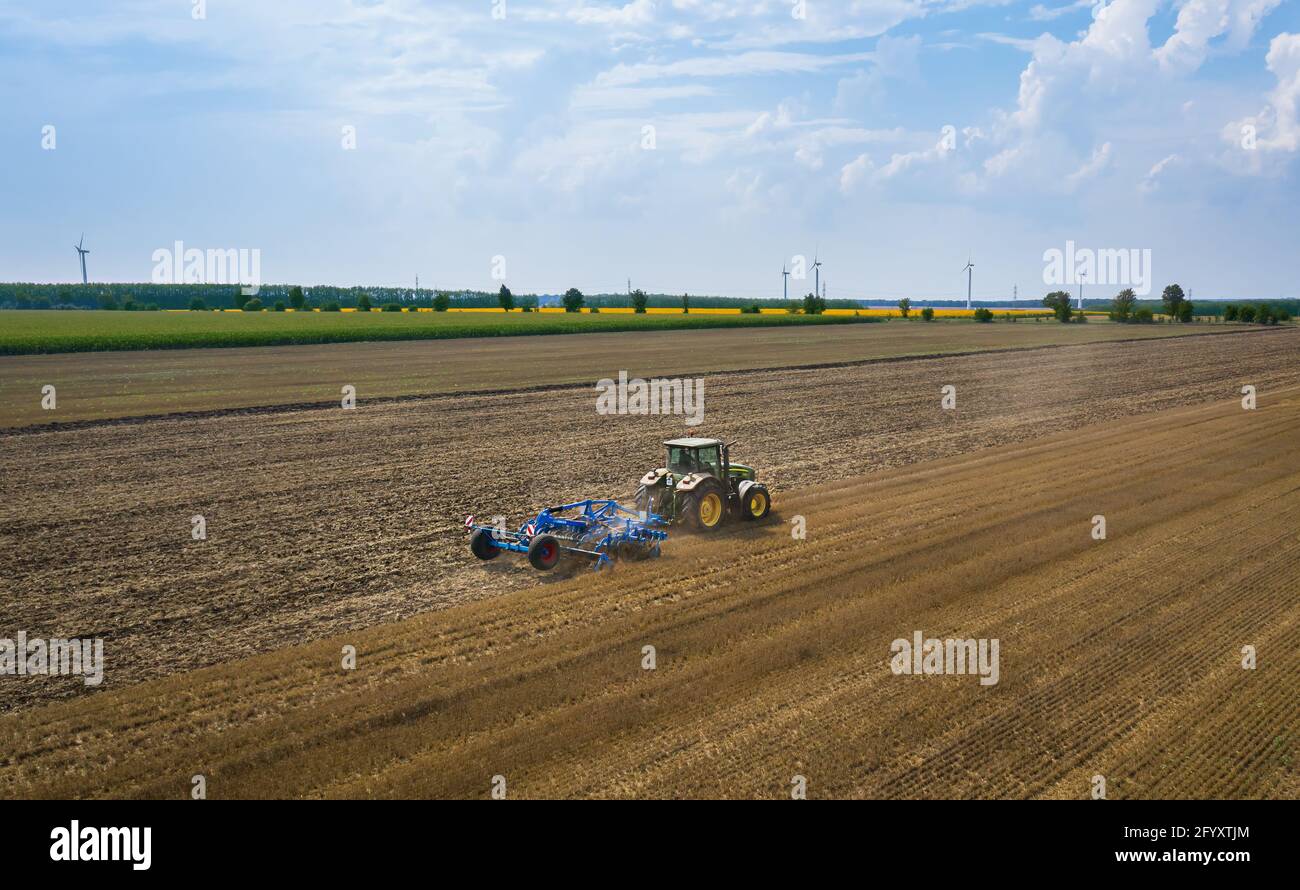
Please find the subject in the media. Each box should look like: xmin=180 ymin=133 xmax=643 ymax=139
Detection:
xmin=782 ymin=264 xmax=790 ymax=300
xmin=74 ymin=234 xmax=90 ymax=285
xmin=961 ymin=256 xmax=974 ymax=310
xmin=811 ymin=251 xmax=823 ymax=300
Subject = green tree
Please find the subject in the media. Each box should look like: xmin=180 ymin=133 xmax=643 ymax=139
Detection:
xmin=1223 ymin=303 xmax=1239 ymax=322
xmin=356 ymin=293 xmax=372 ymax=311
xmin=273 ymin=300 xmax=286 ymax=311
xmin=1161 ymin=284 xmax=1185 ymax=319
xmin=498 ymin=284 xmax=515 ymax=312
xmin=1177 ymin=300 xmax=1194 ymax=323
xmin=189 ymin=297 xmax=207 ymax=311
xmin=563 ymin=288 xmax=584 ymax=313
xmin=234 ymin=287 xmax=250 ymax=310
xmin=802 ymin=292 xmax=826 ymax=315
xmin=920 ymin=306 xmax=935 ymax=322
xmin=898 ymin=297 xmax=911 ymax=318
xmin=432 ymin=293 xmax=450 ymax=312
xmin=1110 ymin=288 xmax=1137 ymax=322
xmin=1042 ymin=291 xmax=1073 ymax=322
xmin=973 ymin=307 xmax=994 ymax=322
xmin=289 ymin=286 xmax=305 ymax=310
xmin=99 ymin=294 xmax=119 ymax=310
xmin=681 ymin=293 xmax=690 ymax=314
xmin=631 ymin=289 xmax=648 ymax=313
xmin=243 ymin=297 xmax=263 ymax=311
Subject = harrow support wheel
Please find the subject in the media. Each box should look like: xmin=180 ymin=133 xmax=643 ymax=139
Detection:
xmin=527 ymin=534 xmax=562 ymax=571
xmin=469 ymin=528 xmax=500 ymax=560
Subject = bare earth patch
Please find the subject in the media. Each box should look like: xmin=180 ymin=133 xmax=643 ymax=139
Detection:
xmin=1 ymin=328 xmax=1296 ymax=716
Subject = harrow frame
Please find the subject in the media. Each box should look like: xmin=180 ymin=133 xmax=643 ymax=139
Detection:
xmin=466 ymin=499 xmax=668 ymax=571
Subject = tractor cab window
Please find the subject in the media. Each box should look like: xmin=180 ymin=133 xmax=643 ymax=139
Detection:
xmin=668 ymin=446 xmax=698 ymax=475
xmin=668 ymin=444 xmax=722 ymax=477
xmin=676 ymin=441 xmax=728 ymax=475
xmin=695 ymin=445 xmax=722 ymax=477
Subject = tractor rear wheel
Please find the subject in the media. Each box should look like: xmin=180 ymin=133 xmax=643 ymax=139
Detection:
xmin=469 ymin=529 xmax=500 ymax=560
xmin=683 ymin=483 xmax=726 ymax=532
xmin=742 ymin=486 xmax=771 ymax=521
xmin=527 ymin=534 xmax=562 ymax=571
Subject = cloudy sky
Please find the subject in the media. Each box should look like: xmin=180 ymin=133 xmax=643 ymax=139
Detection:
xmin=2 ymin=0 xmax=1298 ymax=300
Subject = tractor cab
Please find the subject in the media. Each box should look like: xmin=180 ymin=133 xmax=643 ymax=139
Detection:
xmin=665 ymin=438 xmax=724 ymax=479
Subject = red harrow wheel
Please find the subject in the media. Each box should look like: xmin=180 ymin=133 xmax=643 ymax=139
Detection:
xmin=527 ymin=534 xmax=561 ymax=571
xmin=469 ymin=528 xmax=499 ymax=560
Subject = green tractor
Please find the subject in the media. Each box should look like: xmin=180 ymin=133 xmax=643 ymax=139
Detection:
xmin=635 ymin=438 xmax=771 ymax=532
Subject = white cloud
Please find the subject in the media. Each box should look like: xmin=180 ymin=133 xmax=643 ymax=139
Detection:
xmin=571 ymin=83 xmax=717 ymax=110
xmin=978 ymin=32 xmax=1045 ymax=52
xmin=840 ymin=130 xmax=956 ymax=191
xmin=1139 ymin=153 xmax=1181 ymax=191
xmin=1028 ymin=0 xmax=1096 ymax=21
xmin=833 ymin=35 xmax=922 ymax=111
xmin=1156 ymin=0 xmax=1283 ymax=74
xmin=839 ymin=153 xmax=876 ymax=192
xmin=594 ymin=50 xmax=875 ymax=87
xmin=568 ymin=0 xmax=658 ymax=26
xmin=978 ymin=0 xmax=1223 ymax=189
xmin=1065 ymin=141 xmax=1113 ymax=188
xmin=1222 ymin=32 xmax=1300 ymax=171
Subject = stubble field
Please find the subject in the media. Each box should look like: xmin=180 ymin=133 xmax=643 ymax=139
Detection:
xmin=0 ymin=325 xmax=1296 ymax=798
xmin=2 ymin=380 xmax=1296 ymax=798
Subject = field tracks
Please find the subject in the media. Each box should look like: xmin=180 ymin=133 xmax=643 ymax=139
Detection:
xmin=2 ymin=384 xmax=1296 ymax=798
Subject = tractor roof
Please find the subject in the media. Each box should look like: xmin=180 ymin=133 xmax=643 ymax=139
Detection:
xmin=663 ymin=437 xmax=721 ymax=448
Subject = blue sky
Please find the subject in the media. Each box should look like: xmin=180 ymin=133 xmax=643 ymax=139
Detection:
xmin=2 ymin=0 xmax=1298 ymax=300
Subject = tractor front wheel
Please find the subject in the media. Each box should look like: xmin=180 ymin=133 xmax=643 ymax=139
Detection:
xmin=684 ymin=484 xmax=726 ymax=532
xmin=742 ymin=486 xmax=771 ymax=521
xmin=527 ymin=534 xmax=562 ymax=571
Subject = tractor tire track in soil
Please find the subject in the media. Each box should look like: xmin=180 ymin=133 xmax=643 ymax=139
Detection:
xmin=1 ymin=328 xmax=1297 ymax=716
xmin=2 ymin=385 xmax=1295 ymax=798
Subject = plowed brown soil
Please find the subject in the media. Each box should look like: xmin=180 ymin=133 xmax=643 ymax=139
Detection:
xmin=2 ymin=383 xmax=1295 ymax=798
xmin=0 ymin=319 xmax=1254 ymax=427
xmin=1 ymin=328 xmax=1297 ymax=717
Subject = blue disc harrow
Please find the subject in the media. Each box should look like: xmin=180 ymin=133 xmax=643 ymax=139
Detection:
xmin=466 ymin=499 xmax=669 ymax=571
